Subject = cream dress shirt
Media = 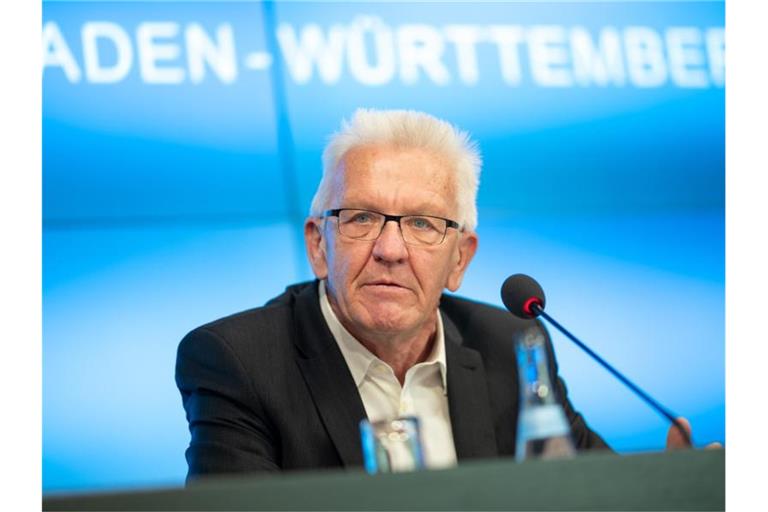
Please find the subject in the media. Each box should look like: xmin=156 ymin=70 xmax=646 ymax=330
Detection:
xmin=318 ymin=280 xmax=458 ymax=469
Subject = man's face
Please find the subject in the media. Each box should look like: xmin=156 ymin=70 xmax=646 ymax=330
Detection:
xmin=304 ymin=144 xmax=478 ymax=341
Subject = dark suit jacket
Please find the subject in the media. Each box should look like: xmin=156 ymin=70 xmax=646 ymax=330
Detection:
xmin=175 ymin=280 xmax=609 ymax=480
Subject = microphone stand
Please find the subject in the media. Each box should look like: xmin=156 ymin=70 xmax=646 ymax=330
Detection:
xmin=530 ymin=303 xmax=693 ymax=448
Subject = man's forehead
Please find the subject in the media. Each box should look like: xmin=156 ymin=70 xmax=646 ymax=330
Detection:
xmin=329 ymin=147 xmax=458 ymax=214
xmin=333 ymin=145 xmax=456 ymax=185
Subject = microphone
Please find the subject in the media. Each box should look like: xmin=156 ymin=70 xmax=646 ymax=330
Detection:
xmin=501 ymin=273 xmax=692 ymax=448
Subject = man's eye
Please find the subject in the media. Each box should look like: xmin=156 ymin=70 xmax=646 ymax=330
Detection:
xmin=349 ymin=213 xmax=373 ymax=224
xmin=409 ymin=217 xmax=437 ymax=231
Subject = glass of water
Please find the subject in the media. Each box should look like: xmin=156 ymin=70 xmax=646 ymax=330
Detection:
xmin=359 ymin=416 xmax=426 ymax=474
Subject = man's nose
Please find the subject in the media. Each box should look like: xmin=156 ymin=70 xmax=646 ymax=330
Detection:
xmin=372 ymin=220 xmax=408 ymax=263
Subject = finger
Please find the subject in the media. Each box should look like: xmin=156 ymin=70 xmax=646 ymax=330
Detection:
xmin=666 ymin=416 xmax=693 ymax=450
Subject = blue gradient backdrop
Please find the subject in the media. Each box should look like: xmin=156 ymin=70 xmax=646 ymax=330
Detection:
xmin=43 ymin=0 xmax=724 ymax=492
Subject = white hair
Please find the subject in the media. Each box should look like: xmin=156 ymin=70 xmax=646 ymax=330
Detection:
xmin=309 ymin=108 xmax=482 ymax=231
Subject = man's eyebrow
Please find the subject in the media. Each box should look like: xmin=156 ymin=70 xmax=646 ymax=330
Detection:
xmin=342 ymin=201 xmax=447 ymax=216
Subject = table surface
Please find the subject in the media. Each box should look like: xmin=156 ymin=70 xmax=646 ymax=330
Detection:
xmin=44 ymin=448 xmax=725 ymax=511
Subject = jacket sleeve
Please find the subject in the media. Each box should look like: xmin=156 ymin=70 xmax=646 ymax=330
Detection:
xmin=540 ymin=321 xmax=613 ymax=452
xmin=556 ymin=374 xmax=613 ymax=451
xmin=175 ymin=327 xmax=280 ymax=482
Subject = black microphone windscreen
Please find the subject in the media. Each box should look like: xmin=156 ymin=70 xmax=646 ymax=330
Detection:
xmin=501 ymin=274 xmax=546 ymax=318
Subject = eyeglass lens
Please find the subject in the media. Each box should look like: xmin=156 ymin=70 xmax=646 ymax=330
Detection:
xmin=336 ymin=209 xmax=448 ymax=245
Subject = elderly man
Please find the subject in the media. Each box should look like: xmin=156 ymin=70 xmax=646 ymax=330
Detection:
xmin=175 ymin=109 xmax=611 ymax=479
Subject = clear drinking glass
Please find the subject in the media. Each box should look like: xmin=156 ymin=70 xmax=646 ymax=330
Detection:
xmin=359 ymin=416 xmax=426 ymax=474
xmin=514 ymin=326 xmax=576 ymax=462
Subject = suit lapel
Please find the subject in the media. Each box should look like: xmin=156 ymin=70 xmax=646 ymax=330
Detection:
xmin=288 ymin=282 xmax=499 ymax=465
xmin=442 ymin=311 xmax=499 ymax=460
xmin=292 ymin=282 xmax=367 ymax=468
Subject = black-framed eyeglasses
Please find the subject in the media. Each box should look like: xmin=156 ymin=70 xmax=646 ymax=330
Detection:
xmin=323 ymin=208 xmax=461 ymax=246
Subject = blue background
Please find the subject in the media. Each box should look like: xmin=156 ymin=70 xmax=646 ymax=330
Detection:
xmin=43 ymin=0 xmax=725 ymax=492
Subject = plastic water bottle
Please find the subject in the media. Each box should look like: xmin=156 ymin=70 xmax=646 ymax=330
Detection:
xmin=515 ymin=326 xmax=576 ymax=462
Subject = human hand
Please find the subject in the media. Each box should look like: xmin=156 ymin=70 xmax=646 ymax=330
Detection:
xmin=665 ymin=416 xmax=723 ymax=450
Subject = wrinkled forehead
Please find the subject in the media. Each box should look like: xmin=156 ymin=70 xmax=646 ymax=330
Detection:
xmin=329 ymin=144 xmax=459 ymax=214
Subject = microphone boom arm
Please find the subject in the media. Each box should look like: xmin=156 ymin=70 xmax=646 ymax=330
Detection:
xmin=530 ymin=302 xmax=693 ymax=448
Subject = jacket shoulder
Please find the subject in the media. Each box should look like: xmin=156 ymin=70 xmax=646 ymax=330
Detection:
xmin=181 ymin=281 xmax=316 ymax=351
xmin=440 ymin=293 xmax=539 ymax=339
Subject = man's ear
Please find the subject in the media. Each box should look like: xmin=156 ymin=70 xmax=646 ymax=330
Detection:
xmin=304 ymin=217 xmax=329 ymax=279
xmin=446 ymin=231 xmax=478 ymax=292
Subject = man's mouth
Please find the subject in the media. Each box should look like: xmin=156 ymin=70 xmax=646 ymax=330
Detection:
xmin=365 ymin=280 xmax=408 ymax=290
